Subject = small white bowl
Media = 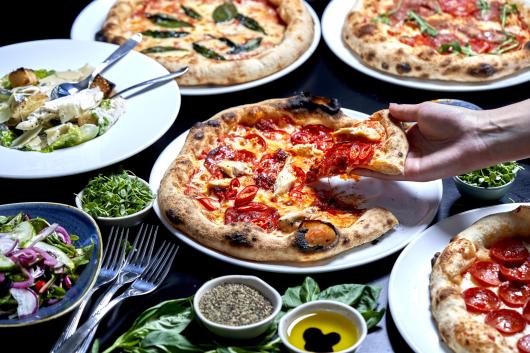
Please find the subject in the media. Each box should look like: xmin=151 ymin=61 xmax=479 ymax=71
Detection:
xmin=75 ymin=176 xmax=154 ymax=227
xmin=453 ymin=176 xmax=515 ymax=201
xmin=193 ymin=275 xmax=282 ymax=340
xmin=278 ymin=300 xmax=367 ymax=353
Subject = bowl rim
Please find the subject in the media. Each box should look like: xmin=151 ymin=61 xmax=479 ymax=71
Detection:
xmin=278 ymin=299 xmax=368 ymax=353
xmin=0 ymin=201 xmax=103 ymax=327
xmin=193 ymin=275 xmax=282 ymax=332
xmin=453 ymin=175 xmax=516 ymax=190
xmin=75 ymin=175 xmax=155 ymax=220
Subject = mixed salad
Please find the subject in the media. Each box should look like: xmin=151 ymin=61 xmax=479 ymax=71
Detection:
xmin=0 ymin=213 xmax=93 ymax=319
xmin=0 ymin=66 xmax=125 ymax=152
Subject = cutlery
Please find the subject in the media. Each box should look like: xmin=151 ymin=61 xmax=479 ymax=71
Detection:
xmin=55 ymin=241 xmax=179 ymax=353
xmin=49 ymin=227 xmax=128 ymax=353
xmin=50 ymin=33 xmax=142 ymax=100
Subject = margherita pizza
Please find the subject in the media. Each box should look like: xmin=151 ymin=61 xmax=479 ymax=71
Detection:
xmin=431 ymin=206 xmax=530 ymax=353
xmin=343 ymin=0 xmax=530 ymax=81
xmin=101 ymin=0 xmax=314 ymax=85
xmin=158 ymin=94 xmax=408 ymax=262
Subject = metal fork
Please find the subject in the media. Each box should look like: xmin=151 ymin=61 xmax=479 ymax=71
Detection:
xmin=55 ymin=241 xmax=179 ymax=353
xmin=50 ymin=227 xmax=128 ymax=353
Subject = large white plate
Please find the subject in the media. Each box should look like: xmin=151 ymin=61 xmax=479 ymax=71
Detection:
xmin=71 ymin=0 xmax=321 ymax=96
xmin=389 ymin=203 xmax=530 ymax=353
xmin=322 ymin=0 xmax=530 ymax=92
xmin=0 ymin=39 xmax=180 ymax=179
xmin=149 ymin=108 xmax=443 ymax=273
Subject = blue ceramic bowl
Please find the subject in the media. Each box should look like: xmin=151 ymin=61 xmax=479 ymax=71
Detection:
xmin=0 ymin=202 xmax=102 ymax=327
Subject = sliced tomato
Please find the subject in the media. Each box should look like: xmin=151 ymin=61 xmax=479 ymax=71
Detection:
xmin=468 ymin=261 xmax=501 ymax=286
xmin=485 ymin=309 xmax=526 ymax=335
xmin=518 ymin=335 xmax=530 ymax=353
xmin=34 ymin=280 xmax=46 ymax=293
xmin=197 ymin=198 xmax=217 ymax=211
xmin=244 ymin=134 xmax=267 ymax=150
xmin=255 ymin=150 xmax=289 ymax=190
xmin=291 ymin=125 xmax=334 ymax=151
xmin=224 ymin=202 xmax=279 ymax=231
xmin=490 ymin=238 xmax=529 ymax=265
xmin=463 ymin=287 xmax=500 ymax=313
xmin=500 ymin=261 xmax=530 ymax=283
xmin=498 ymin=282 xmax=530 ymax=307
xmin=234 ymin=185 xmax=259 ymax=207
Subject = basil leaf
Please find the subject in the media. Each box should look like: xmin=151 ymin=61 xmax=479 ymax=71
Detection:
xmin=236 ymin=14 xmax=267 ymax=34
xmin=213 ymin=2 xmax=238 ymax=23
xmin=193 ymin=43 xmax=225 ymax=60
xmin=363 ymin=309 xmax=386 ymax=330
xmin=146 ymin=13 xmax=193 ymax=28
xmin=282 ymin=286 xmax=303 ymax=309
xmin=142 ymin=30 xmax=189 ymax=38
xmin=141 ymin=46 xmax=187 ymax=54
xmin=299 ymin=277 xmax=320 ymax=302
xmin=319 ymin=284 xmax=366 ymax=306
xmin=355 ymin=285 xmax=382 ymax=312
xmin=141 ymin=330 xmax=208 ymax=352
xmin=226 ymin=37 xmax=262 ymax=54
xmin=182 ymin=5 xmax=202 ymax=20
xmin=407 ymin=10 xmax=438 ymax=36
xmin=218 ymin=37 xmax=238 ymax=48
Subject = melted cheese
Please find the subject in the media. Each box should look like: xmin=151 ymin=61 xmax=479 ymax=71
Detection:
xmin=207 ymin=178 xmax=232 ymax=188
xmin=333 ymin=124 xmax=382 ymax=142
xmin=216 ymin=160 xmax=252 ymax=177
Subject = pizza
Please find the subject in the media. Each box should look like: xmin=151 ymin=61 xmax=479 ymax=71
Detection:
xmin=158 ymin=94 xmax=408 ymax=262
xmin=342 ymin=0 xmax=530 ymax=82
xmin=430 ymin=206 xmax=530 ymax=353
xmin=101 ymin=0 xmax=314 ymax=86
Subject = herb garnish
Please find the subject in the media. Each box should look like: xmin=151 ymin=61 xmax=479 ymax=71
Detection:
xmin=141 ymin=46 xmax=187 ymax=54
xmin=212 ymin=2 xmax=266 ymax=33
xmin=146 ymin=13 xmax=193 ymax=28
xmin=492 ymin=33 xmax=520 ymax=54
xmin=0 ymin=129 xmax=15 ymax=147
xmin=141 ymin=30 xmax=189 ymax=38
xmin=500 ymin=3 xmax=518 ymax=29
xmin=34 ymin=69 xmax=56 ymax=79
xmin=372 ymin=0 xmax=402 ymax=25
xmin=407 ymin=10 xmax=438 ymax=36
xmin=80 ymin=170 xmax=155 ymax=218
xmin=219 ymin=37 xmax=262 ymax=54
xmin=457 ymin=161 xmax=523 ymax=187
xmin=181 ymin=5 xmax=202 ymax=20
xmin=192 ymin=43 xmax=226 ymax=60
xmin=237 ymin=14 xmax=267 ymax=34
xmin=477 ymin=0 xmax=490 ymax=17
xmin=438 ymin=41 xmax=476 ymax=56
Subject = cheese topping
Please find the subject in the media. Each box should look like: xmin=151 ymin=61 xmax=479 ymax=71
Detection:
xmin=333 ymin=124 xmax=383 ymax=142
xmin=216 ymin=160 xmax=253 ymax=177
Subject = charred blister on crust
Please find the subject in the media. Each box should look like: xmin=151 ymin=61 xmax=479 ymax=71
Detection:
xmin=206 ymin=119 xmax=221 ymax=127
xmin=166 ymin=209 xmax=183 ymax=225
xmin=431 ymin=251 xmax=441 ymax=267
xmin=467 ymin=63 xmax=497 ymax=78
xmin=221 ymin=112 xmax=237 ymax=121
xmin=354 ymin=23 xmax=376 ymax=38
xmin=396 ymin=63 xmax=411 ymax=74
xmin=293 ymin=220 xmax=339 ymax=252
xmin=282 ymin=93 xmax=341 ymax=115
xmin=225 ymin=233 xmax=252 ymax=247
xmin=525 ymin=41 xmax=530 ymax=51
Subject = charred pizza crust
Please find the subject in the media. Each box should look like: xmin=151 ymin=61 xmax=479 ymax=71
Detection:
xmin=158 ymin=94 xmax=407 ymax=262
xmin=430 ymin=206 xmax=530 ymax=353
xmin=102 ymin=0 xmax=313 ymax=86
xmin=342 ymin=0 xmax=530 ymax=82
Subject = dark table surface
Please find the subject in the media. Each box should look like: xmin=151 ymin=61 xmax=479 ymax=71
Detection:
xmin=1 ymin=1 xmax=530 ymax=352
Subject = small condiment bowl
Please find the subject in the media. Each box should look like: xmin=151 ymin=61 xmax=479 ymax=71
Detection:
xmin=193 ymin=275 xmax=282 ymax=340
xmin=453 ymin=176 xmax=516 ymax=201
xmin=75 ymin=176 xmax=154 ymax=227
xmin=278 ymin=300 xmax=367 ymax=353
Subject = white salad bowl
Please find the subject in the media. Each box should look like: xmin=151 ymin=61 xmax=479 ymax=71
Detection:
xmin=193 ymin=275 xmax=282 ymax=340
xmin=75 ymin=176 xmax=154 ymax=227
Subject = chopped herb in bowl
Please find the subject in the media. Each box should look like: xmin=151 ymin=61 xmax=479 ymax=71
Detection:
xmin=457 ymin=162 xmax=523 ymax=188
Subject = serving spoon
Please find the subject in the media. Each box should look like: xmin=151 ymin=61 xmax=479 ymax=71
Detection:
xmin=50 ymin=33 xmax=142 ymax=100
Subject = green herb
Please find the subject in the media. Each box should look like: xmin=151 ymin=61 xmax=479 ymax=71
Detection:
xmin=213 ymin=2 xmax=238 ymax=22
xmin=0 ymin=129 xmax=16 ymax=147
xmin=500 ymin=3 xmax=518 ymax=29
xmin=477 ymin=0 xmax=490 ymax=17
xmin=371 ymin=0 xmax=402 ymax=25
xmin=141 ymin=29 xmax=189 ymax=38
xmin=457 ymin=161 xmax=523 ymax=187
xmin=438 ymin=41 xmax=475 ymax=56
xmin=492 ymin=33 xmax=520 ymax=54
xmin=219 ymin=37 xmax=262 ymax=54
xmin=146 ymin=13 xmax=193 ymax=28
xmin=407 ymin=10 xmax=438 ymax=36
xmin=182 ymin=5 xmax=202 ymax=19
xmin=100 ymin=99 xmax=111 ymax=109
xmin=80 ymin=170 xmax=155 ymax=218
xmin=99 ymin=277 xmax=385 ymax=353
xmin=193 ymin=43 xmax=226 ymax=60
xmin=34 ymin=69 xmax=55 ymax=80
xmin=141 ymin=46 xmax=187 ymax=54
xmin=236 ymin=14 xmax=267 ymax=34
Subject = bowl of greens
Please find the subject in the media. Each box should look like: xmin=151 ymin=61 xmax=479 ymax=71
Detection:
xmin=75 ymin=170 xmax=155 ymax=227
xmin=453 ymin=162 xmax=524 ymax=200
xmin=0 ymin=202 xmax=101 ymax=327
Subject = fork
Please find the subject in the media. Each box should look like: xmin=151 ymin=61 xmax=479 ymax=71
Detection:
xmin=55 ymin=241 xmax=179 ymax=353
xmin=71 ymin=224 xmax=158 ymax=353
xmin=49 ymin=227 xmax=128 ymax=353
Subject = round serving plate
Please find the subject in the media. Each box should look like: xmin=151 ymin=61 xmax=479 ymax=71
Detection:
xmin=148 ymin=108 xmax=443 ymax=273
xmin=70 ymin=0 xmax=321 ymax=96
xmin=388 ymin=203 xmax=530 ymax=353
xmin=322 ymin=0 xmax=530 ymax=92
xmin=0 ymin=39 xmax=180 ymax=179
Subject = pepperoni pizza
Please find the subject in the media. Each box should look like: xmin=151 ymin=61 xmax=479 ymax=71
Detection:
xmin=431 ymin=206 xmax=530 ymax=353
xmin=158 ymin=94 xmax=408 ymax=262
xmin=342 ymin=0 xmax=530 ymax=82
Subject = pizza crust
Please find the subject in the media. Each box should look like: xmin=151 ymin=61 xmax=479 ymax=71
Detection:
xmin=342 ymin=0 xmax=530 ymax=82
xmin=430 ymin=206 xmax=530 ymax=353
xmin=158 ymin=95 xmax=406 ymax=262
xmin=102 ymin=0 xmax=314 ymax=86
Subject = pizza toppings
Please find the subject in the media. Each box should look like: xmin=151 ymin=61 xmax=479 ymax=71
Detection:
xmin=500 ymin=261 xmax=530 ymax=282
xmin=517 ymin=335 xmax=530 ymax=353
xmin=498 ymin=282 xmax=530 ymax=307
xmin=274 ymin=162 xmax=297 ymax=196
xmin=217 ymin=160 xmax=253 ymax=178
xmin=255 ymin=149 xmax=289 ymax=190
xmin=463 ymin=287 xmax=500 ymax=313
xmin=294 ymin=220 xmax=338 ymax=251
xmin=490 ymin=238 xmax=529 ymax=265
xmin=485 ymin=309 xmax=526 ymax=334
xmin=225 ymin=202 xmax=279 ymax=231
xmin=468 ymin=261 xmax=501 ymax=286
xmin=234 ymin=185 xmax=258 ymax=207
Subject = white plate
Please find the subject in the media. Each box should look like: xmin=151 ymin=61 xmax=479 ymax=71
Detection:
xmin=71 ymin=0 xmax=321 ymax=96
xmin=322 ymin=0 xmax=530 ymax=92
xmin=149 ymin=108 xmax=443 ymax=273
xmin=0 ymin=39 xmax=180 ymax=179
xmin=389 ymin=203 xmax=530 ymax=353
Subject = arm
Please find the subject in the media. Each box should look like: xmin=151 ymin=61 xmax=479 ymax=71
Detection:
xmin=356 ymin=99 xmax=530 ymax=181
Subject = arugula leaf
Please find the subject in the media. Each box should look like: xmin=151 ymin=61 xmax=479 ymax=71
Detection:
xmin=458 ymin=161 xmax=523 ymax=187
xmin=182 ymin=5 xmax=202 ymax=20
xmin=213 ymin=2 xmax=238 ymax=23
xmin=407 ymin=11 xmax=438 ymax=36
xmin=236 ymin=14 xmax=266 ymax=34
xmin=492 ymin=33 xmax=520 ymax=54
xmin=437 ymin=41 xmax=475 ymax=56
xmin=141 ymin=46 xmax=187 ymax=54
xmin=500 ymin=3 xmax=518 ymax=29
xmin=477 ymin=0 xmax=490 ymax=17
xmin=372 ymin=0 xmax=402 ymax=24
xmin=146 ymin=13 xmax=193 ymax=28
xmin=0 ymin=129 xmax=16 ymax=147
xmin=193 ymin=43 xmax=226 ymax=60
xmin=141 ymin=30 xmax=189 ymax=38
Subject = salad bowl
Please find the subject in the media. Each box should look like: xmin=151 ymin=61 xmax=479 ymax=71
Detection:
xmin=0 ymin=202 xmax=102 ymax=327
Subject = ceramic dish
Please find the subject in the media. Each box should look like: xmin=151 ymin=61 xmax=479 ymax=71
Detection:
xmin=193 ymin=275 xmax=282 ymax=339
xmin=0 ymin=39 xmax=180 ymax=179
xmin=0 ymin=202 xmax=102 ymax=327
xmin=70 ymin=0 xmax=321 ymax=96
xmin=453 ymin=176 xmax=516 ymax=200
xmin=149 ymin=108 xmax=443 ymax=273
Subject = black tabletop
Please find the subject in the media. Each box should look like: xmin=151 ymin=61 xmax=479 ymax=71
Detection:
xmin=1 ymin=1 xmax=530 ymax=352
